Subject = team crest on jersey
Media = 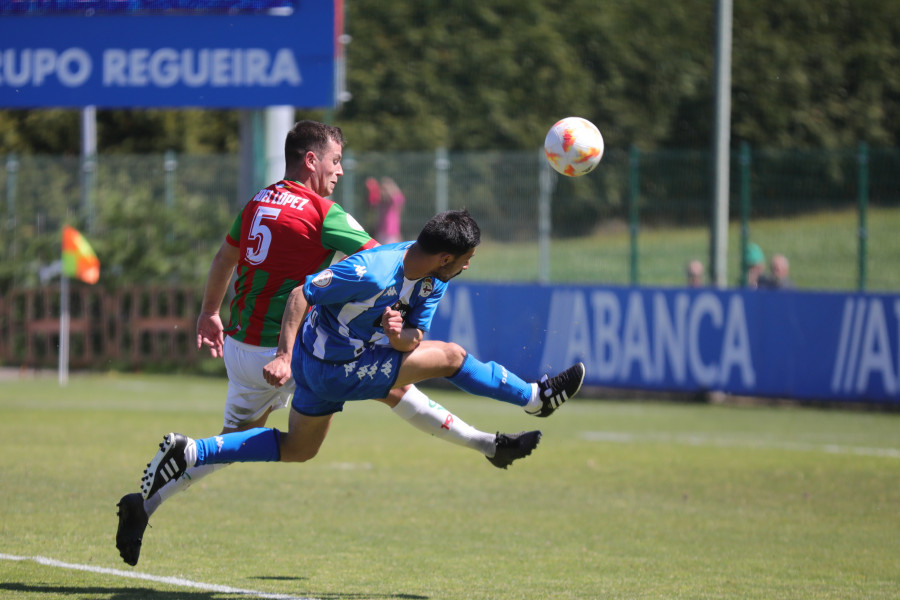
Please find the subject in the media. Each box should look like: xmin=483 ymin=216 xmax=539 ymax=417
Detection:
xmin=419 ymin=277 xmax=434 ymax=297
xmin=312 ymin=269 xmax=333 ymax=288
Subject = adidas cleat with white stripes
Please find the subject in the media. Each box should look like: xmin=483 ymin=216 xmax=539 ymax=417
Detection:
xmin=527 ymin=362 xmax=585 ymax=418
xmin=141 ymin=433 xmax=191 ymax=500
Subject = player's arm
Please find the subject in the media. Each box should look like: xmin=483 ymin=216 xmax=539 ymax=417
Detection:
xmin=392 ymin=281 xmax=445 ymax=353
xmin=196 ymin=238 xmax=240 ymax=358
xmin=381 ymin=307 xmax=423 ymax=352
xmin=262 ymin=285 xmax=309 ymax=387
xmin=303 ymin=253 xmax=382 ymax=306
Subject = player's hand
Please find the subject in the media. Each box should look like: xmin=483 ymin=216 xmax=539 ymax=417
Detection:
xmin=197 ymin=312 xmax=225 ymax=358
xmin=263 ymin=354 xmax=292 ymax=387
xmin=381 ymin=307 xmax=421 ymax=352
xmin=381 ymin=307 xmax=404 ymax=338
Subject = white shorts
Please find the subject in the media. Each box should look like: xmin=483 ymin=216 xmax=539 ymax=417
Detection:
xmin=222 ymin=336 xmax=295 ymax=429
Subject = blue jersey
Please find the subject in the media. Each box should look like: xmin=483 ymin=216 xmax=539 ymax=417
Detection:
xmin=300 ymin=242 xmax=446 ymax=363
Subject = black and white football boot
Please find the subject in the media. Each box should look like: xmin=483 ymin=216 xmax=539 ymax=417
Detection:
xmin=526 ymin=362 xmax=585 ymax=418
xmin=141 ymin=432 xmax=192 ymax=500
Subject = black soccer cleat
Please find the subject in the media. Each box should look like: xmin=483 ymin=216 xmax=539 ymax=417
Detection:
xmin=527 ymin=362 xmax=585 ymax=418
xmin=487 ymin=430 xmax=542 ymax=469
xmin=116 ymin=492 xmax=149 ymax=567
xmin=141 ymin=433 xmax=190 ymax=500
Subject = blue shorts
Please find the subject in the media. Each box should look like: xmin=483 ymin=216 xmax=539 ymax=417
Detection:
xmin=291 ymin=345 xmax=403 ymax=416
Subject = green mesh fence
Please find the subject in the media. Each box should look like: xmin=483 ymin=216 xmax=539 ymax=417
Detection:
xmin=1 ymin=147 xmax=898 ymax=294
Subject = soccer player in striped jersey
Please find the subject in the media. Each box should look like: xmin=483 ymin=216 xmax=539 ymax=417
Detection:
xmin=138 ymin=210 xmax=586 ymax=523
xmin=116 ymin=123 xmax=545 ymax=566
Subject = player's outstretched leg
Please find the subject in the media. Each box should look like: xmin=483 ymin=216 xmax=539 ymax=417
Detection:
xmin=487 ymin=430 xmax=542 ymax=469
xmin=115 ymin=492 xmax=149 ymax=566
xmin=526 ymin=362 xmax=586 ymax=418
xmin=141 ymin=433 xmax=194 ymax=500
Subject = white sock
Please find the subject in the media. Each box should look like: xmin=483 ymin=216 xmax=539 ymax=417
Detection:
xmin=524 ymin=383 xmax=541 ymax=413
xmin=392 ymin=386 xmax=496 ymax=457
xmin=144 ymin=463 xmax=228 ymax=517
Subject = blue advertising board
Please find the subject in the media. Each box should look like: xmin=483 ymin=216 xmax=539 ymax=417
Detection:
xmin=0 ymin=1 xmax=336 ymax=108
xmin=427 ymin=283 xmax=900 ymax=404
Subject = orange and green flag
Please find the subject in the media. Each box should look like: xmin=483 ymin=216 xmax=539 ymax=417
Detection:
xmin=62 ymin=225 xmax=100 ymax=284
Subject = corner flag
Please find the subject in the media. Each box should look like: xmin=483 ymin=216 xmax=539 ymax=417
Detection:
xmin=62 ymin=225 xmax=100 ymax=284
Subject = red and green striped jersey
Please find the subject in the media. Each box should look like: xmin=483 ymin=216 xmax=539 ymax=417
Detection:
xmin=224 ymin=180 xmax=378 ymax=347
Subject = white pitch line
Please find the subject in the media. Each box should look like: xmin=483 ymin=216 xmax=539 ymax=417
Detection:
xmin=580 ymin=431 xmax=900 ymax=458
xmin=0 ymin=553 xmax=316 ymax=600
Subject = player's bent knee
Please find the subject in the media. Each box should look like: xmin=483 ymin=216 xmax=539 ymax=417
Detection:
xmin=278 ymin=428 xmax=326 ymax=463
xmin=444 ymin=342 xmax=467 ymax=368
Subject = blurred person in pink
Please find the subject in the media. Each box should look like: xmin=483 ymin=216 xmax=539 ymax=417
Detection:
xmin=367 ymin=176 xmax=405 ymax=243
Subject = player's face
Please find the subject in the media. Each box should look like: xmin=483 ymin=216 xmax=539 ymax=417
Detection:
xmin=433 ymin=247 xmax=476 ymax=282
xmin=310 ymin=139 xmax=344 ymax=197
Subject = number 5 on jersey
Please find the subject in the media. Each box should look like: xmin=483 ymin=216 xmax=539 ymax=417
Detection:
xmin=245 ymin=206 xmax=281 ymax=265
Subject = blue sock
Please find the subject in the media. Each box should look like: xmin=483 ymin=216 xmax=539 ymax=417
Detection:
xmin=446 ymin=354 xmax=532 ymax=407
xmin=194 ymin=428 xmax=281 ymax=465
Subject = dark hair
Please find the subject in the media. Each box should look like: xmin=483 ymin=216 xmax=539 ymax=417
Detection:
xmin=416 ymin=209 xmax=481 ymax=256
xmin=284 ymin=120 xmax=345 ymax=169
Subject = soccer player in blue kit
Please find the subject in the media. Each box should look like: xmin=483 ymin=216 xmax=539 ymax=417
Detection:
xmin=140 ymin=210 xmax=585 ymax=502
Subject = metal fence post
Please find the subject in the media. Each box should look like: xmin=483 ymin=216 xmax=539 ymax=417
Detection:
xmin=5 ymin=153 xmax=18 ymax=283
xmin=739 ymin=142 xmax=751 ymax=287
xmin=81 ymin=153 xmax=96 ymax=234
xmin=342 ymin=149 xmax=356 ymax=214
xmin=5 ymin=153 xmax=17 ymax=228
xmin=538 ymin=149 xmax=554 ymax=284
xmin=628 ymin=145 xmax=640 ymax=285
xmin=435 ymin=147 xmax=449 ymax=214
xmin=81 ymin=106 xmax=97 ymax=234
xmin=164 ymin=150 xmax=177 ymax=242
xmin=164 ymin=150 xmax=177 ymax=209
xmin=857 ymin=142 xmax=869 ymax=291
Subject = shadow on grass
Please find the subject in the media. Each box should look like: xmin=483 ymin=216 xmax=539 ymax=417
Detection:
xmin=0 ymin=582 xmax=429 ymax=599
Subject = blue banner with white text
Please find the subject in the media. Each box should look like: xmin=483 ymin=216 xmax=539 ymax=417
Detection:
xmin=426 ymin=283 xmax=900 ymax=404
xmin=0 ymin=2 xmax=335 ymax=108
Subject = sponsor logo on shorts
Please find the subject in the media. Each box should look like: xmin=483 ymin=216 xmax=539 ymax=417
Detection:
xmin=343 ymin=357 xmax=394 ymax=381
xmin=356 ymin=364 xmax=379 ymax=380
xmin=379 ymin=358 xmax=394 ymax=379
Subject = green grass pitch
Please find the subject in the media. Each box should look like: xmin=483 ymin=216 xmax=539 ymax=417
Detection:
xmin=1 ymin=373 xmax=898 ymax=599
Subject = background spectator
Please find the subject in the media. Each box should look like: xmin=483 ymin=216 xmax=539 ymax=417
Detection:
xmin=685 ymin=259 xmax=705 ymax=287
xmin=759 ymin=253 xmax=793 ymax=289
xmin=366 ymin=176 xmax=405 ymax=244
xmin=744 ymin=242 xmax=766 ymax=289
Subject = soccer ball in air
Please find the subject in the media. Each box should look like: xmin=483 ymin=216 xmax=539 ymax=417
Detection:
xmin=543 ymin=117 xmax=604 ymax=177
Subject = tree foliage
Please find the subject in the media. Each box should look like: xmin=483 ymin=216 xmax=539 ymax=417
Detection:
xmin=0 ymin=0 xmax=898 ymax=152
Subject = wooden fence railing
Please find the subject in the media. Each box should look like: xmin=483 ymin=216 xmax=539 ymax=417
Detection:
xmin=0 ymin=285 xmax=200 ymax=368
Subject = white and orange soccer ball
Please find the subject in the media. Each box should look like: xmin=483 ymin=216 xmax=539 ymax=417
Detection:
xmin=543 ymin=117 xmax=604 ymax=177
